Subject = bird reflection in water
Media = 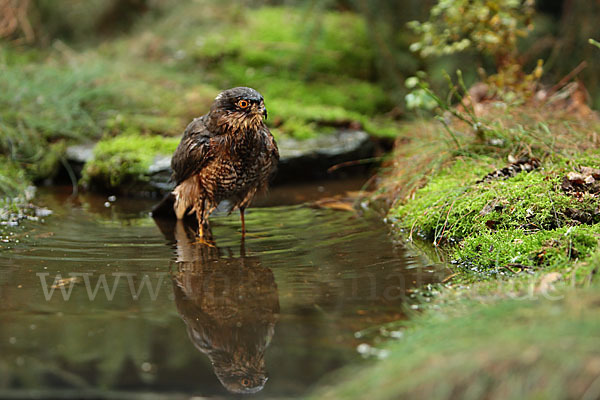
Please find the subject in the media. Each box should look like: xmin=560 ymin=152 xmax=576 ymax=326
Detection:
xmin=161 ymin=219 xmax=280 ymax=394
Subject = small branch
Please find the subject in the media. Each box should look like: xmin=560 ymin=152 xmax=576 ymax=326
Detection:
xmin=548 ymin=61 xmax=587 ymax=95
xmin=327 ymin=157 xmax=383 ymax=173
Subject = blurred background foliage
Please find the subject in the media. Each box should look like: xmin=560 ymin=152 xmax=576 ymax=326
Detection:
xmin=0 ymin=0 xmax=599 ymax=197
xmin=2 ymin=0 xmax=598 ymax=99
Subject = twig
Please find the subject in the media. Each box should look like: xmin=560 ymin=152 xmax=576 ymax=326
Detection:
xmin=442 ymin=272 xmax=458 ymax=283
xmin=502 ymin=265 xmax=519 ymax=274
xmin=409 ymin=218 xmax=419 ymax=242
xmin=435 ymin=198 xmax=457 ymax=247
xmin=327 ymin=156 xmax=383 ymax=173
xmin=548 ymin=61 xmax=587 ymax=95
xmin=60 ymin=157 xmax=79 ymax=197
xmin=546 ymin=190 xmax=561 ymax=229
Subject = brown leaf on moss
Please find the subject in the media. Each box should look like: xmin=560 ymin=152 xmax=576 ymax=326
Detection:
xmin=485 ymin=220 xmax=499 ymax=230
xmin=562 ymin=167 xmax=600 ymax=197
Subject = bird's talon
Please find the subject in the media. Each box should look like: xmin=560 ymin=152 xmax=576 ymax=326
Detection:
xmin=192 ymin=236 xmax=215 ymax=247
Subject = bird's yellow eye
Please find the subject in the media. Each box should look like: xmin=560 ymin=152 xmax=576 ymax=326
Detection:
xmin=237 ymin=100 xmax=249 ymax=109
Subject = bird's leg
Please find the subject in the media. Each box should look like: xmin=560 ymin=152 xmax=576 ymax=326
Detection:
xmin=196 ymin=199 xmax=206 ymax=238
xmin=240 ymin=207 xmax=246 ymax=237
xmin=191 ymin=199 xmax=213 ymax=246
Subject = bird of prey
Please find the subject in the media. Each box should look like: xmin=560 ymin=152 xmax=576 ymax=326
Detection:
xmin=169 ymin=87 xmax=279 ymax=238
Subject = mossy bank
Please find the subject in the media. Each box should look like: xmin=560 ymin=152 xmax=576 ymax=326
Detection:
xmin=309 ymin=101 xmax=600 ymax=398
xmin=384 ymin=105 xmax=600 ymax=282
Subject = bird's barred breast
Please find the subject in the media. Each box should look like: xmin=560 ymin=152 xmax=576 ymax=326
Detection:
xmin=200 ymin=154 xmax=266 ymax=204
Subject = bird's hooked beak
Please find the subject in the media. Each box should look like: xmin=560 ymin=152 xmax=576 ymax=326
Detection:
xmin=253 ymin=101 xmax=267 ymax=120
xmin=250 ymin=102 xmax=267 ymax=120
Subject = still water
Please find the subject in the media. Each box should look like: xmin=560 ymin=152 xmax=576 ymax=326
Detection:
xmin=0 ymin=182 xmax=443 ymax=399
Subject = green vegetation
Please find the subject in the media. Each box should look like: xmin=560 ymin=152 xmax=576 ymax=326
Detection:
xmin=392 ymin=156 xmax=600 ymax=273
xmin=0 ymin=46 xmax=206 ymax=194
xmin=0 ymin=158 xmax=29 ymax=200
xmin=82 ymin=133 xmax=179 ymax=190
xmin=384 ymin=99 xmax=600 ymax=277
xmin=408 ymin=0 xmax=543 ymax=100
xmin=0 ymin=2 xmax=405 ymax=195
xmin=312 ymin=100 xmax=600 ymax=397
xmin=309 ymin=1 xmax=600 ymax=397
xmin=0 ymin=157 xmax=38 ymax=234
xmin=312 ymin=286 xmax=600 ymax=400
xmin=408 ymin=0 xmax=535 ymax=63
xmin=131 ymin=5 xmax=392 ymax=138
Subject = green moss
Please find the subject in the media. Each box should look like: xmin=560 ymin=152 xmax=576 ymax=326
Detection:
xmin=0 ymin=50 xmax=188 ymax=186
xmin=389 ymin=154 xmax=600 ymax=274
xmin=0 ymin=157 xmax=30 ymax=199
xmin=81 ymin=134 xmax=179 ymax=190
xmin=183 ymin=7 xmax=375 ymax=80
xmin=0 ymin=156 xmax=35 ymax=229
xmin=0 ymin=62 xmax=106 ymax=156
xmin=136 ymin=4 xmax=400 ymax=139
xmin=457 ymin=225 xmax=599 ymax=271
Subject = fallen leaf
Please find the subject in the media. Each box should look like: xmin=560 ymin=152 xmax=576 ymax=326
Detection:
xmin=580 ymin=167 xmax=600 ymax=179
xmin=51 ymin=277 xmax=81 ymax=289
xmin=567 ymin=171 xmax=585 ymax=184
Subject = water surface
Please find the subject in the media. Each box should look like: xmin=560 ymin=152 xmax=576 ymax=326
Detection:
xmin=0 ymin=183 xmax=443 ymax=399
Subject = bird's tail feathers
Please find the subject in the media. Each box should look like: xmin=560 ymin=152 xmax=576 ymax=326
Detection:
xmin=151 ymin=193 xmax=176 ymax=219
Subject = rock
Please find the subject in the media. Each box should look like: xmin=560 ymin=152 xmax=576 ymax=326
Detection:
xmin=274 ymin=130 xmax=374 ymax=184
xmin=65 ymin=144 xmax=95 ymax=164
xmin=56 ymin=143 xmax=96 ymax=184
xmin=64 ymin=130 xmax=375 ymax=196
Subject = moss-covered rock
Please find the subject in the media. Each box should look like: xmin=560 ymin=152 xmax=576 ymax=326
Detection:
xmin=76 ymin=129 xmax=376 ymax=194
xmin=81 ymin=133 xmax=179 ymax=193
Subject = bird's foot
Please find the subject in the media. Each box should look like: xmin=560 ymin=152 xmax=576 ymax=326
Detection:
xmin=192 ymin=235 xmax=216 ymax=247
xmin=194 ymin=225 xmax=215 ymax=247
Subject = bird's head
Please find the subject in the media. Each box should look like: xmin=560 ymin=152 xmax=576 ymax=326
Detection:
xmin=209 ymin=87 xmax=267 ymax=134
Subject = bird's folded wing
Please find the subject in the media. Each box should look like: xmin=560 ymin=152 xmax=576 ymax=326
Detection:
xmin=171 ymin=116 xmax=216 ymax=184
xmin=264 ymin=128 xmax=279 ymax=160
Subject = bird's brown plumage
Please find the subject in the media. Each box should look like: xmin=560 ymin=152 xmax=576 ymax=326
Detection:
xmin=170 ymin=87 xmax=279 ymax=236
xmin=171 ymin=221 xmax=279 ymax=394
